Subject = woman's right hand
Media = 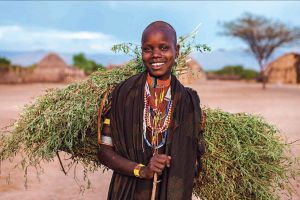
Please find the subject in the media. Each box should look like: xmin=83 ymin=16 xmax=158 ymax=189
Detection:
xmin=140 ymin=154 xmax=171 ymax=179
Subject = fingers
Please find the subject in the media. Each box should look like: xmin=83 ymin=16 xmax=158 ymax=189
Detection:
xmin=151 ymin=165 xmax=164 ymax=174
xmin=148 ymin=154 xmax=171 ymax=174
xmin=165 ymin=156 xmax=171 ymax=167
xmin=158 ymin=154 xmax=171 ymax=167
xmin=140 ymin=154 xmax=171 ymax=179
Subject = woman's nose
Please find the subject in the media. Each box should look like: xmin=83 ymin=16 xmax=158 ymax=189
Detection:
xmin=152 ymin=48 xmax=162 ymax=58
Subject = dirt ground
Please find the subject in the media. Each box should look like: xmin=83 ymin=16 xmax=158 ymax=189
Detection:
xmin=0 ymin=80 xmax=299 ymax=200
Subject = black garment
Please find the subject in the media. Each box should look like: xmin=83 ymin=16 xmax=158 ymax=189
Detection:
xmin=108 ymin=71 xmax=204 ymax=200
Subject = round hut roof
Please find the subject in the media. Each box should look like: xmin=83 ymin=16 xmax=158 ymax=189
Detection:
xmin=186 ymin=57 xmax=204 ymax=72
xmin=266 ymin=52 xmax=300 ymax=71
xmin=37 ymin=53 xmax=67 ymax=69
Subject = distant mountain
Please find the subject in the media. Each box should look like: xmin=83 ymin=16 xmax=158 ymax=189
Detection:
xmin=1 ymin=48 xmax=298 ymax=71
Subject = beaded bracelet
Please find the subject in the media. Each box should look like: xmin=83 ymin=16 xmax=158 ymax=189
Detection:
xmin=133 ymin=164 xmax=145 ymax=177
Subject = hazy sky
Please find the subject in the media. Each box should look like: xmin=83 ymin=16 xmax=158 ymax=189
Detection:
xmin=0 ymin=1 xmax=299 ymax=54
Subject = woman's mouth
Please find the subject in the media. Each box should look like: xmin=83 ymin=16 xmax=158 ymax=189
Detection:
xmin=151 ymin=62 xmax=165 ymax=69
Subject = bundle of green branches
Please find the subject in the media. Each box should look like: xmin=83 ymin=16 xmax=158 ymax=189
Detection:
xmin=193 ymin=108 xmax=298 ymax=200
xmin=0 ymin=27 xmax=298 ymax=199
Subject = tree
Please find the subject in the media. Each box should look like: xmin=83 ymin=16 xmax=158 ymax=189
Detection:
xmin=209 ymin=65 xmax=258 ymax=80
xmin=73 ymin=53 xmax=104 ymax=75
xmin=221 ymin=13 xmax=300 ymax=89
xmin=0 ymin=57 xmax=10 ymax=65
xmin=0 ymin=57 xmax=11 ymax=72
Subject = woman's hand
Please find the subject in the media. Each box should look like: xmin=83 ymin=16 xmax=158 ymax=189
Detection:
xmin=140 ymin=154 xmax=171 ymax=179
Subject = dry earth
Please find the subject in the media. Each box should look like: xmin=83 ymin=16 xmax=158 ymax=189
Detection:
xmin=0 ymin=80 xmax=299 ymax=200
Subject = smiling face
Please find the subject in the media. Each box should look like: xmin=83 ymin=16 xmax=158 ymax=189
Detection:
xmin=141 ymin=26 xmax=179 ymax=80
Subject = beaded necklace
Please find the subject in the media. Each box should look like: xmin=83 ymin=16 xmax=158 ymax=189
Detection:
xmin=142 ymin=75 xmax=172 ymax=151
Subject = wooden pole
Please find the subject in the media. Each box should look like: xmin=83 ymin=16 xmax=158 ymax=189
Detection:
xmin=151 ymin=146 xmax=159 ymax=200
xmin=151 ymin=172 xmax=158 ymax=200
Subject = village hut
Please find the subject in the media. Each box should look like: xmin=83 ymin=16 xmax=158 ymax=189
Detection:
xmin=32 ymin=53 xmax=85 ymax=82
xmin=63 ymin=65 xmax=86 ymax=83
xmin=265 ymin=53 xmax=300 ymax=84
xmin=0 ymin=53 xmax=85 ymax=84
xmin=177 ymin=57 xmax=206 ymax=84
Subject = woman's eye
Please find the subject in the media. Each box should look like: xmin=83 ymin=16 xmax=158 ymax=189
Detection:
xmin=143 ymin=47 xmax=152 ymax=52
xmin=161 ymin=46 xmax=169 ymax=51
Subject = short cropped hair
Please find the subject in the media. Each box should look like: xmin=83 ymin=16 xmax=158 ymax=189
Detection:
xmin=142 ymin=21 xmax=177 ymax=45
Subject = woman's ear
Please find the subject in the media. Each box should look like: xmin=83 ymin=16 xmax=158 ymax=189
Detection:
xmin=175 ymin=44 xmax=180 ymax=58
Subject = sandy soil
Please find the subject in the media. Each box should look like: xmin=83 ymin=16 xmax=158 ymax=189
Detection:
xmin=0 ymin=80 xmax=299 ymax=200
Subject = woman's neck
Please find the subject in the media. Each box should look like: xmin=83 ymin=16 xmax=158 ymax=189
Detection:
xmin=146 ymin=73 xmax=171 ymax=88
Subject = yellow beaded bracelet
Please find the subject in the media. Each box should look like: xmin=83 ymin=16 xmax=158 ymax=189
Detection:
xmin=133 ymin=164 xmax=145 ymax=177
xmin=104 ymin=118 xmax=110 ymax=125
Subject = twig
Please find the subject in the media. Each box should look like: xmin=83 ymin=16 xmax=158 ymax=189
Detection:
xmin=56 ymin=151 xmax=67 ymax=175
xmin=286 ymin=139 xmax=300 ymax=145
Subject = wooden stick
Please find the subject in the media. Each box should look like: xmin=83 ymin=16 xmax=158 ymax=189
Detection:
xmin=151 ymin=146 xmax=159 ymax=200
xmin=151 ymin=172 xmax=158 ymax=200
xmin=97 ymin=89 xmax=109 ymax=145
xmin=56 ymin=151 xmax=67 ymax=175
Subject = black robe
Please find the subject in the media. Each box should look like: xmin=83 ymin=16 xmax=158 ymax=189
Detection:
xmin=108 ymin=71 xmax=204 ymax=200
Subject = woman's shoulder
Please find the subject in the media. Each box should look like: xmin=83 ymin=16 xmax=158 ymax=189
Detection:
xmin=184 ymin=86 xmax=200 ymax=103
xmin=114 ymin=72 xmax=143 ymax=87
xmin=111 ymin=72 xmax=145 ymax=97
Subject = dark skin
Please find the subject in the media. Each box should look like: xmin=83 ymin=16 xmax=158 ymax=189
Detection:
xmin=98 ymin=24 xmax=180 ymax=179
xmin=142 ymin=25 xmax=179 ymax=80
xmin=98 ymin=129 xmax=171 ymax=179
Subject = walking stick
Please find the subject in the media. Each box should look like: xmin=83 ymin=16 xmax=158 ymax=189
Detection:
xmin=151 ymin=172 xmax=158 ymax=200
xmin=151 ymin=148 xmax=159 ymax=200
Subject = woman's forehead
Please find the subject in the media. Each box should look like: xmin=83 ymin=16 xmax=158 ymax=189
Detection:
xmin=142 ymin=28 xmax=176 ymax=44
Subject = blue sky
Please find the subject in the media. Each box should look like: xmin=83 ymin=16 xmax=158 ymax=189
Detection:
xmin=0 ymin=1 xmax=299 ymax=55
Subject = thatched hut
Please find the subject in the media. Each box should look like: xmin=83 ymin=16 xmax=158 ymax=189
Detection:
xmin=178 ymin=57 xmax=206 ymax=84
xmin=0 ymin=53 xmax=85 ymax=84
xmin=32 ymin=53 xmax=85 ymax=82
xmin=266 ymin=53 xmax=300 ymax=84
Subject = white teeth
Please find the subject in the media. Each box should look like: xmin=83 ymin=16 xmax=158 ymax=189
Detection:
xmin=151 ymin=63 xmax=164 ymax=66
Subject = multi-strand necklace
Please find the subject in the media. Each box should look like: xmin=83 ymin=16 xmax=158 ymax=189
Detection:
xmin=142 ymin=75 xmax=173 ymax=151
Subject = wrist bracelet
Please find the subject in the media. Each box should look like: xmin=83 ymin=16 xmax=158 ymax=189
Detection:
xmin=133 ymin=164 xmax=145 ymax=177
xmin=103 ymin=118 xmax=110 ymax=126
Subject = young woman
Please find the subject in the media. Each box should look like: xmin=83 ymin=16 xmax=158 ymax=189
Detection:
xmin=98 ymin=21 xmax=204 ymax=200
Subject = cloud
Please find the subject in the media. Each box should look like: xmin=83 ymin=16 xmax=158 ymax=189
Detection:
xmin=0 ymin=25 xmax=119 ymax=53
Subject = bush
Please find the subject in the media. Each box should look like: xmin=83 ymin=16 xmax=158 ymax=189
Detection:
xmin=0 ymin=57 xmax=11 ymax=72
xmin=73 ymin=53 xmax=105 ymax=75
xmin=210 ymin=65 xmax=258 ymax=80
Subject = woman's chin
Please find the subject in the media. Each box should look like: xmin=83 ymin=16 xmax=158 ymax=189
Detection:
xmin=148 ymin=71 xmax=171 ymax=80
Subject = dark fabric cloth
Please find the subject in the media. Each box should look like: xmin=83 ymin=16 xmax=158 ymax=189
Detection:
xmin=108 ymin=71 xmax=204 ymax=200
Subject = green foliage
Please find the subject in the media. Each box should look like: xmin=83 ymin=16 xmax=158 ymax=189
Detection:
xmin=0 ymin=60 xmax=142 ymax=189
xmin=73 ymin=53 xmax=105 ymax=75
xmin=0 ymin=57 xmax=11 ymax=71
xmin=0 ymin=56 xmax=11 ymax=66
xmin=194 ymin=108 xmax=299 ymax=199
xmin=242 ymin=68 xmax=259 ymax=80
xmin=210 ymin=65 xmax=258 ymax=80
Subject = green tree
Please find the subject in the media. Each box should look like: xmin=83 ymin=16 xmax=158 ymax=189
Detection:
xmin=73 ymin=53 xmax=105 ymax=75
xmin=211 ymin=65 xmax=258 ymax=80
xmin=0 ymin=57 xmax=11 ymax=71
xmin=221 ymin=13 xmax=300 ymax=89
